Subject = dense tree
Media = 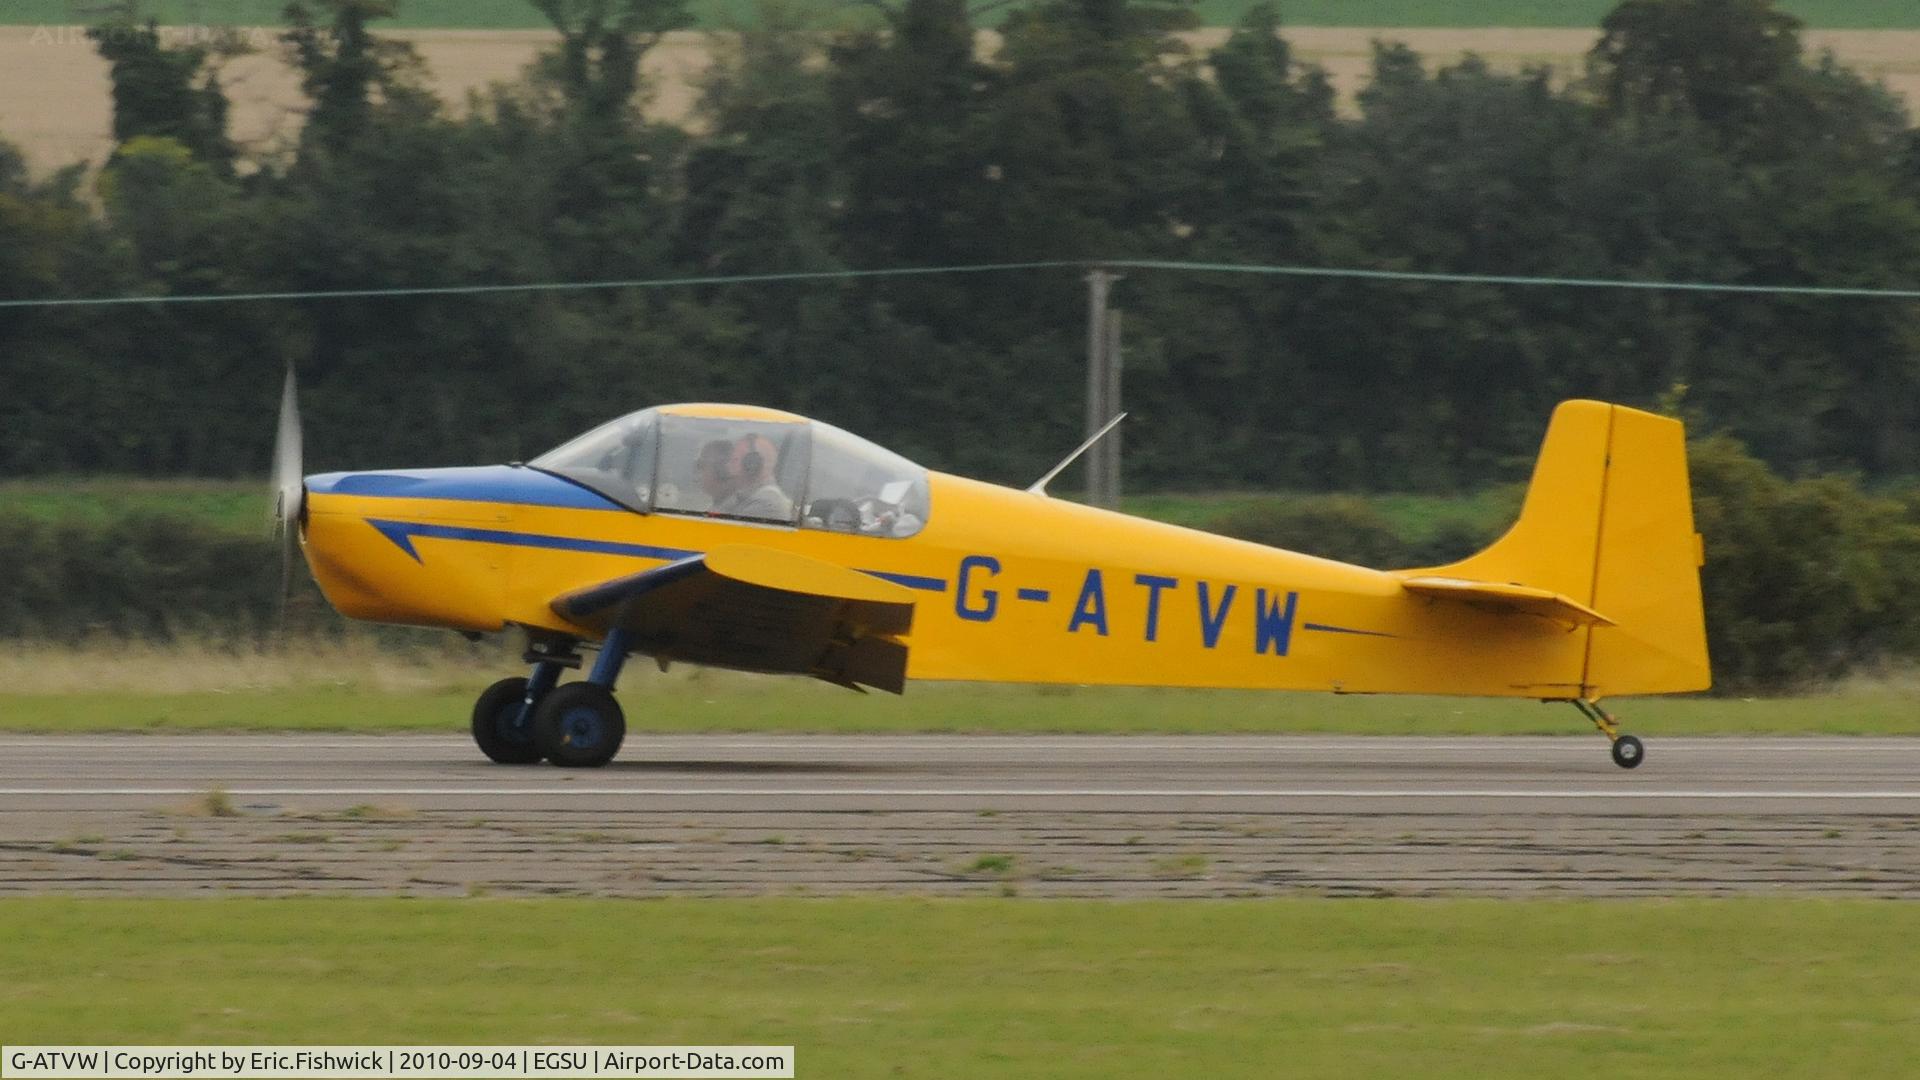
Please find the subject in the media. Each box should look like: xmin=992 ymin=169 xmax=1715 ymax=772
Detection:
xmin=1190 ymin=2 xmax=1333 ymax=254
xmin=825 ymin=0 xmax=1001 ymax=269
xmin=986 ymin=0 xmax=1207 ymax=258
xmin=282 ymin=0 xmax=432 ymax=155
xmin=678 ymin=5 xmax=842 ymax=275
xmin=1590 ymin=0 xmax=1805 ymax=145
xmin=87 ymin=17 xmax=238 ymax=171
xmin=530 ymin=0 xmax=693 ymax=125
xmin=1585 ymin=0 xmax=1920 ymax=473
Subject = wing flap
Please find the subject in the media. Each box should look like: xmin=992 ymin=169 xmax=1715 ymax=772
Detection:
xmin=552 ymin=545 xmax=917 ymax=693
xmin=1399 ymin=575 xmax=1615 ymax=629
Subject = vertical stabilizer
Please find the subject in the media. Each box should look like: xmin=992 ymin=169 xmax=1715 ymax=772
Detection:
xmin=1416 ymin=400 xmax=1710 ymax=697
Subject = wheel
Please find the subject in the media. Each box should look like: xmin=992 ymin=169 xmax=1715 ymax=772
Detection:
xmin=533 ymin=682 xmax=626 ymax=768
xmin=1611 ymin=734 xmax=1645 ymax=770
xmin=471 ymin=677 xmax=545 ymax=764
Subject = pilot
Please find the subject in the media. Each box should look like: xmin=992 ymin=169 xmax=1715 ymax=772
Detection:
xmin=693 ymin=438 xmax=737 ymax=509
xmin=714 ymin=433 xmax=793 ymax=521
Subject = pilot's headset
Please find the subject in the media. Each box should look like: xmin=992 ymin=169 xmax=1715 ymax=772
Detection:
xmin=735 ymin=434 xmax=775 ymax=482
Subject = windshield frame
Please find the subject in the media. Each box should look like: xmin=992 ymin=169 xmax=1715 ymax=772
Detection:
xmin=526 ymin=409 xmax=659 ymax=513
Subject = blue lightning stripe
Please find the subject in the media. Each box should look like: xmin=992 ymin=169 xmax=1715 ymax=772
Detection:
xmin=367 ymin=520 xmax=696 ymax=563
xmin=862 ymin=570 xmax=949 ymax=593
xmin=1302 ymin=622 xmax=1397 ymax=639
xmin=363 ymin=518 xmax=950 ymax=593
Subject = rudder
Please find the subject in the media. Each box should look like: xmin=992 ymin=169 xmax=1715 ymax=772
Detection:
xmin=1583 ymin=406 xmax=1711 ymax=696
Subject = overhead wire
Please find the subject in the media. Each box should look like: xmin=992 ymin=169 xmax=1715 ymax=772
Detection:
xmin=2 ymin=258 xmax=1918 ymax=310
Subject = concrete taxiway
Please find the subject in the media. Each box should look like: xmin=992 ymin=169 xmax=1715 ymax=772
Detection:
xmin=2 ymin=734 xmax=1917 ymax=897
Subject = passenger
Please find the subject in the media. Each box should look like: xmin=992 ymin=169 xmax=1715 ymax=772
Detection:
xmin=714 ymin=433 xmax=794 ymax=521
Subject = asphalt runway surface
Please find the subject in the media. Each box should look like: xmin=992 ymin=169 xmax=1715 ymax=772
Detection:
xmin=3 ymin=734 xmax=1918 ymax=897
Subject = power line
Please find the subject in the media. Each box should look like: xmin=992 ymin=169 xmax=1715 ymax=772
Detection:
xmin=0 ymin=262 xmax=1081 ymax=310
xmin=2 ymin=258 xmax=1918 ymax=310
xmin=1115 ymin=259 xmax=1920 ymax=299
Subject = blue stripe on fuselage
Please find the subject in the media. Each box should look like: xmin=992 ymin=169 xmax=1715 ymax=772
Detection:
xmin=309 ymin=466 xmax=624 ymax=511
xmin=1302 ymin=622 xmax=1397 ymax=638
xmin=864 ymin=570 xmax=950 ymax=593
xmin=367 ymin=519 xmax=696 ymax=563
xmin=362 ymin=518 xmax=950 ymax=593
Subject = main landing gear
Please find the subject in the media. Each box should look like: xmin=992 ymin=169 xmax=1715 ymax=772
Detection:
xmin=469 ymin=631 xmax=631 ymax=768
xmin=1571 ymin=698 xmax=1644 ymax=769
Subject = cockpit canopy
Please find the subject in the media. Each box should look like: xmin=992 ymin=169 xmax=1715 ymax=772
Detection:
xmin=530 ymin=406 xmax=930 ymax=538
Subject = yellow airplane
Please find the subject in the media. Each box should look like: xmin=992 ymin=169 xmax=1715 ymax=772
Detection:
xmin=282 ymin=391 xmax=1709 ymax=770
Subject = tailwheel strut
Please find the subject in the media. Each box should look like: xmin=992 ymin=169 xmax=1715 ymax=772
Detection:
xmin=1572 ymin=699 xmax=1644 ymax=770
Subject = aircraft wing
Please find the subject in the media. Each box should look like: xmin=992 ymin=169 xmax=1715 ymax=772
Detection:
xmin=550 ymin=545 xmax=917 ymax=693
xmin=1398 ymin=576 xmax=1615 ymax=629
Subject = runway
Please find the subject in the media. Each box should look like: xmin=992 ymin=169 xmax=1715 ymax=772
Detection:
xmin=3 ymin=734 xmax=1918 ymax=897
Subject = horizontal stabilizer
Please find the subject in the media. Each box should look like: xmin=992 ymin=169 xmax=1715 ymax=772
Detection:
xmin=1399 ymin=576 xmax=1615 ymax=629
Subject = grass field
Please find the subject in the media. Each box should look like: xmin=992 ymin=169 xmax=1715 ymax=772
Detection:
xmin=0 ymin=477 xmax=265 ymax=533
xmin=1 ymin=897 xmax=1916 ymax=1077
xmin=1 ymin=0 xmax=1913 ymax=29
xmin=0 ymin=643 xmax=1913 ymax=734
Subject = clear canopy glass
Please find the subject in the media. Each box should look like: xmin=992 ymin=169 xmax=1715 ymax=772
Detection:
xmin=527 ymin=409 xmax=658 ymax=511
xmin=531 ymin=408 xmax=930 ymax=536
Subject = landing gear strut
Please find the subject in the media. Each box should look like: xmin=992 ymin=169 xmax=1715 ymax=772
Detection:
xmin=533 ymin=629 xmax=631 ymax=768
xmin=1572 ymin=699 xmax=1644 ymax=769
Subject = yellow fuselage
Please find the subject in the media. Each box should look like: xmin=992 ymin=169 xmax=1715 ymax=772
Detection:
xmin=303 ymin=470 xmax=1590 ymax=699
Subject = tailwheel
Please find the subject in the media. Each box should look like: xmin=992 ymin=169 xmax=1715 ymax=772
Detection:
xmin=472 ymin=677 xmax=544 ymax=764
xmin=533 ymin=682 xmax=626 ymax=768
xmin=1572 ymin=699 xmax=1645 ymax=770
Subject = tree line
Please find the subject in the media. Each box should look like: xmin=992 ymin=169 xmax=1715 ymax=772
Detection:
xmin=1 ymin=0 xmax=1915 ymax=491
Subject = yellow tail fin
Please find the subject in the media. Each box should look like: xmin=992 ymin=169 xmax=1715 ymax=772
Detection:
xmin=1424 ymin=400 xmax=1711 ymax=697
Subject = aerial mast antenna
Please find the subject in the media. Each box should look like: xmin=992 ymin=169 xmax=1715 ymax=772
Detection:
xmin=1027 ymin=412 xmax=1128 ymax=498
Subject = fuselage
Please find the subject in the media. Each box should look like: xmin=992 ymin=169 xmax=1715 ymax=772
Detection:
xmin=301 ymin=463 xmax=1589 ymax=699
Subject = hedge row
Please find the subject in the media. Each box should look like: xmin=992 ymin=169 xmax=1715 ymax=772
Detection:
xmin=2 ymin=440 xmax=1914 ymax=691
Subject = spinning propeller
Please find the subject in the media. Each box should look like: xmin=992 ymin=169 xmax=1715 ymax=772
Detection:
xmin=269 ymin=365 xmax=305 ymax=622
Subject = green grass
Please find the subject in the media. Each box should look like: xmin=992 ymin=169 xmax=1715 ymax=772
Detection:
xmin=1 ymin=1 xmax=1912 ymax=30
xmin=0 ymin=477 xmax=263 ymax=533
xmin=1 ymin=897 xmax=1917 ymax=1077
xmin=1 ymin=677 xmax=1914 ymax=734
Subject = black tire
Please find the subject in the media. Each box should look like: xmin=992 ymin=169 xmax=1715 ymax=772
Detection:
xmin=533 ymin=682 xmax=626 ymax=768
xmin=471 ymin=677 xmax=544 ymax=765
xmin=1611 ymin=734 xmax=1645 ymax=770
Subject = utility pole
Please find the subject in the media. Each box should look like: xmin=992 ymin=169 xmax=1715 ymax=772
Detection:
xmin=1085 ymin=268 xmax=1122 ymax=509
xmin=1103 ymin=307 xmax=1122 ymax=508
